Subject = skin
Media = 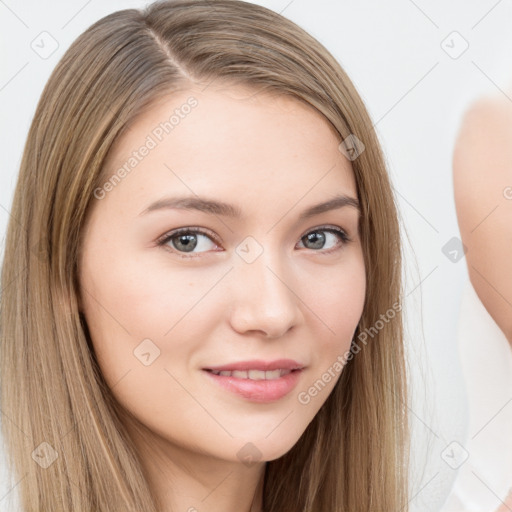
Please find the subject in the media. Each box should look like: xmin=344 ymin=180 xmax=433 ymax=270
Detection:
xmin=454 ymin=94 xmax=512 ymax=512
xmin=453 ymin=92 xmax=512 ymax=345
xmin=78 ymin=83 xmax=366 ymax=512
xmin=496 ymin=488 xmax=512 ymax=512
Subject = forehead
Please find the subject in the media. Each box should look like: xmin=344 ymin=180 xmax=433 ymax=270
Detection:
xmin=99 ymin=85 xmax=357 ymax=219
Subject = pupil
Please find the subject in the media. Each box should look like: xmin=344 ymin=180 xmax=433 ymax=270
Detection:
xmin=174 ymin=234 xmax=197 ymax=252
xmin=305 ymin=232 xmax=325 ymax=249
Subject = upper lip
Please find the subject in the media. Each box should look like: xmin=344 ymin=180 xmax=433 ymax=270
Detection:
xmin=203 ymin=359 xmax=305 ymax=372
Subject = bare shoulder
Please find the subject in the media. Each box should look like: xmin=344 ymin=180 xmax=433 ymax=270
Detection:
xmin=453 ymin=92 xmax=512 ymax=220
xmin=453 ymin=93 xmax=512 ymax=188
xmin=452 ymin=92 xmax=512 ymax=343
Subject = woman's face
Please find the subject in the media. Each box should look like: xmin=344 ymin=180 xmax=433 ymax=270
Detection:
xmin=79 ymin=84 xmax=365 ymax=464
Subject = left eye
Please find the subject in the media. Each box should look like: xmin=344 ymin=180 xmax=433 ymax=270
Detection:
xmin=157 ymin=226 xmax=350 ymax=257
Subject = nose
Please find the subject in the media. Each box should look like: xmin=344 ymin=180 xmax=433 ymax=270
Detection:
xmin=228 ymin=253 xmax=304 ymax=339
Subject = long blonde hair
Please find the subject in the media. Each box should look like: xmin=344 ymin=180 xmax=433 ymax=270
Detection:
xmin=0 ymin=1 xmax=408 ymax=510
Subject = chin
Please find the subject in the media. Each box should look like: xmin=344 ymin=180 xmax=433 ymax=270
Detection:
xmin=230 ymin=434 xmax=303 ymax=465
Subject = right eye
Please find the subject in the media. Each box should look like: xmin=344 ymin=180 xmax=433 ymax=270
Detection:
xmin=157 ymin=227 xmax=222 ymax=258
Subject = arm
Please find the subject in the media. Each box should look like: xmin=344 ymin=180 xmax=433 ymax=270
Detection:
xmin=453 ymin=94 xmax=512 ymax=345
xmin=495 ymin=487 xmax=512 ymax=512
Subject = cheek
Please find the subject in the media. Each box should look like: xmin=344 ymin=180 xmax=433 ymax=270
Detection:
xmin=80 ymin=254 xmax=229 ymax=378
xmin=294 ymin=258 xmax=365 ymax=410
xmin=307 ymin=255 xmax=366 ymax=342
xmin=302 ymin=258 xmax=366 ymax=395
xmin=80 ymin=259 xmax=218 ymax=432
xmin=85 ymin=251 xmax=207 ymax=332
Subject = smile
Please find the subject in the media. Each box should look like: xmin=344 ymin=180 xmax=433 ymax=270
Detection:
xmin=207 ymin=369 xmax=293 ymax=380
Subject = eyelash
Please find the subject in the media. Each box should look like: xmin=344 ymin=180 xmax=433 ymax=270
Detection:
xmin=156 ymin=225 xmax=351 ymax=259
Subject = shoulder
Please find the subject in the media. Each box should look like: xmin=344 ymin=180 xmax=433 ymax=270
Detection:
xmin=452 ymin=91 xmax=512 ymax=343
xmin=453 ymin=93 xmax=512 ymax=224
xmin=453 ymin=92 xmax=512 ymax=181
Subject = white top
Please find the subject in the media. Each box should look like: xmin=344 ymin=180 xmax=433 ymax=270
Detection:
xmin=440 ymin=282 xmax=512 ymax=511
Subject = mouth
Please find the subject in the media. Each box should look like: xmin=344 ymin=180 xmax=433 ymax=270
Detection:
xmin=204 ymin=368 xmax=298 ymax=380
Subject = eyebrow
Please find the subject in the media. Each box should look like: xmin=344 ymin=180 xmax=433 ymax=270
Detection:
xmin=138 ymin=194 xmax=360 ymax=220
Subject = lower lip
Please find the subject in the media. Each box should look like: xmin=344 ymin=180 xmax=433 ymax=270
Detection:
xmin=202 ymin=369 xmax=303 ymax=403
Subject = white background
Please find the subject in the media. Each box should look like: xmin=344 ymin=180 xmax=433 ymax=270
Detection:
xmin=1 ymin=1 xmax=512 ymax=511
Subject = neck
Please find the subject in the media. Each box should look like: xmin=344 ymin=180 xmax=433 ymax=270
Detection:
xmin=125 ymin=418 xmax=266 ymax=512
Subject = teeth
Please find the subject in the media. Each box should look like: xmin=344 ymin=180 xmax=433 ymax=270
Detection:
xmin=248 ymin=370 xmax=267 ymax=380
xmin=209 ymin=369 xmax=294 ymax=380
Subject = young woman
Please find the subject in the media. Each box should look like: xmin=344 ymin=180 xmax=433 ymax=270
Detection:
xmin=0 ymin=1 xmax=408 ymax=510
